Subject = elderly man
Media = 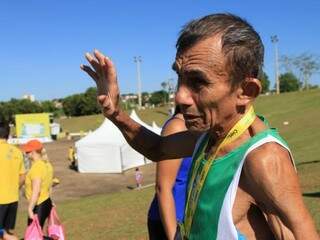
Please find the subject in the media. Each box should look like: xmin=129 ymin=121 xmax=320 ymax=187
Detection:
xmin=81 ymin=13 xmax=318 ymax=240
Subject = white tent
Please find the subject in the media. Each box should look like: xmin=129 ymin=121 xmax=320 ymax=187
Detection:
xmin=75 ymin=111 xmax=158 ymax=173
xmin=130 ymin=110 xmax=162 ymax=135
xmin=152 ymin=121 xmax=162 ymax=135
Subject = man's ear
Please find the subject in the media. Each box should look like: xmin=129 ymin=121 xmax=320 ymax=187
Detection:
xmin=237 ymin=78 xmax=261 ymax=105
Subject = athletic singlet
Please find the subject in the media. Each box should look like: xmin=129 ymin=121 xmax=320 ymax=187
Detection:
xmin=184 ymin=120 xmax=294 ymax=239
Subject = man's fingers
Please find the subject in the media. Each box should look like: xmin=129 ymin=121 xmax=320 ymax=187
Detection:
xmin=82 ymin=50 xmax=120 ymax=115
xmin=104 ymin=56 xmax=119 ymax=93
xmin=85 ymin=52 xmax=101 ymax=72
xmin=94 ymin=49 xmax=106 ymax=66
xmin=80 ymin=64 xmax=98 ymax=81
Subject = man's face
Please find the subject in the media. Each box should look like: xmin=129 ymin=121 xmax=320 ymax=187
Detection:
xmin=173 ymin=36 xmax=239 ymax=132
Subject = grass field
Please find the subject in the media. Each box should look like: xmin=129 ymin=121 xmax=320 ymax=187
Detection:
xmin=16 ymin=188 xmax=155 ymax=239
xmin=17 ymin=89 xmax=320 ymax=238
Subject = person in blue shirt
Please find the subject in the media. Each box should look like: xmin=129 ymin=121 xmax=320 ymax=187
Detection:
xmin=147 ymin=106 xmax=192 ymax=240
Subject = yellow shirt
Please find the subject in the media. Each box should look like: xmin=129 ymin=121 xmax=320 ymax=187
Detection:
xmin=68 ymin=148 xmax=74 ymax=162
xmin=0 ymin=139 xmax=25 ymax=204
xmin=25 ymin=159 xmax=53 ymax=205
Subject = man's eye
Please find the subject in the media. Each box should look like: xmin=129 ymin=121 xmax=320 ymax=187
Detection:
xmin=188 ymin=78 xmax=207 ymax=90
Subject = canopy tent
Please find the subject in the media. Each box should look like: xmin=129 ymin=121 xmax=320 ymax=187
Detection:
xmin=152 ymin=121 xmax=162 ymax=135
xmin=130 ymin=110 xmax=162 ymax=134
xmin=75 ymin=111 xmax=160 ymax=173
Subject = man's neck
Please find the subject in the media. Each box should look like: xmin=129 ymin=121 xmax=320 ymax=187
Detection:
xmin=210 ymin=113 xmax=244 ymax=141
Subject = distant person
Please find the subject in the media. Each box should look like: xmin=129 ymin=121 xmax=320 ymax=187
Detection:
xmin=0 ymin=122 xmax=25 ymax=240
xmin=135 ymin=167 xmax=143 ymax=189
xmin=21 ymin=140 xmax=54 ymax=235
xmin=68 ymin=146 xmax=77 ymax=170
xmin=148 ymin=106 xmax=192 ymax=240
xmin=50 ymin=122 xmax=60 ymax=141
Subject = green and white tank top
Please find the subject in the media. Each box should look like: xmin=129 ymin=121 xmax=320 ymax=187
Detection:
xmin=184 ymin=126 xmax=294 ymax=240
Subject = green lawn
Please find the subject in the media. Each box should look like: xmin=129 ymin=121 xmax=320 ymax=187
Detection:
xmin=16 ymin=188 xmax=155 ymax=239
xmin=18 ymin=89 xmax=319 ymax=238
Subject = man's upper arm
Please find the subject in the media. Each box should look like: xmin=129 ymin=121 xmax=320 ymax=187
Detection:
xmin=243 ymin=142 xmax=319 ymax=239
xmin=157 ymin=117 xmax=188 ymax=187
xmin=158 ymin=130 xmax=199 ymax=160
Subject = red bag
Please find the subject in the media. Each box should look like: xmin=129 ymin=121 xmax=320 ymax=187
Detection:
xmin=48 ymin=206 xmax=66 ymax=240
xmin=24 ymin=215 xmax=43 ymax=240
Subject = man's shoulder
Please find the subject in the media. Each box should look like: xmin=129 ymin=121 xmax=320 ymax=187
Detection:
xmin=243 ymin=141 xmax=294 ymax=183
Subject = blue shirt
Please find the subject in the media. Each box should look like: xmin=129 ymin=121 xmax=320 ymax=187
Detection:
xmin=148 ymin=156 xmax=193 ymax=222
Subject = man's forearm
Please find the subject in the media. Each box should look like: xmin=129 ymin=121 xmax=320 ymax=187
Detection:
xmin=110 ymin=110 xmax=167 ymax=161
xmin=109 ymin=110 xmax=199 ymax=161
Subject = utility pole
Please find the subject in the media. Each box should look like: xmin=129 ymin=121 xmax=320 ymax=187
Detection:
xmin=271 ymin=35 xmax=280 ymax=94
xmin=134 ymin=56 xmax=142 ymax=109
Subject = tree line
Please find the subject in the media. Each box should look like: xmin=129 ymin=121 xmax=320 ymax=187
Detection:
xmin=1 ymin=55 xmax=318 ymax=123
xmin=0 ymin=87 xmax=171 ymax=122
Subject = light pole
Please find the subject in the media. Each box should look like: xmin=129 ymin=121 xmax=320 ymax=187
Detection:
xmin=134 ymin=56 xmax=142 ymax=109
xmin=271 ymin=35 xmax=280 ymax=94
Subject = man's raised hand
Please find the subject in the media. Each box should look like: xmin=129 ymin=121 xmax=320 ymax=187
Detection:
xmin=80 ymin=50 xmax=120 ymax=118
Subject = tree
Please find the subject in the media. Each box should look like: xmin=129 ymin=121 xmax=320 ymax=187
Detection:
xmin=161 ymin=81 xmax=168 ymax=104
xmin=62 ymin=94 xmax=82 ymax=116
xmin=260 ymin=71 xmax=270 ymax=93
xmin=41 ymin=101 xmax=58 ymax=113
xmin=0 ymin=99 xmax=44 ymax=123
xmin=281 ymin=53 xmax=320 ymax=90
xmin=279 ymin=72 xmax=300 ymax=93
xmin=293 ymin=53 xmax=320 ymax=90
xmin=62 ymin=87 xmax=101 ymax=117
xmin=149 ymin=90 xmax=168 ymax=106
xmin=83 ymin=87 xmax=100 ymax=115
xmin=141 ymin=92 xmax=151 ymax=106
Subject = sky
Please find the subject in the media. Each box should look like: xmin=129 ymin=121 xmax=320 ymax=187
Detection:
xmin=0 ymin=0 xmax=319 ymax=101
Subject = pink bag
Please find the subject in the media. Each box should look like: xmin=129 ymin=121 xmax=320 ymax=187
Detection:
xmin=24 ymin=215 xmax=43 ymax=240
xmin=48 ymin=206 xmax=66 ymax=240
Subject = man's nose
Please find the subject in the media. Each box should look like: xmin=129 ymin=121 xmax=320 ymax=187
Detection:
xmin=175 ymin=84 xmax=193 ymax=106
